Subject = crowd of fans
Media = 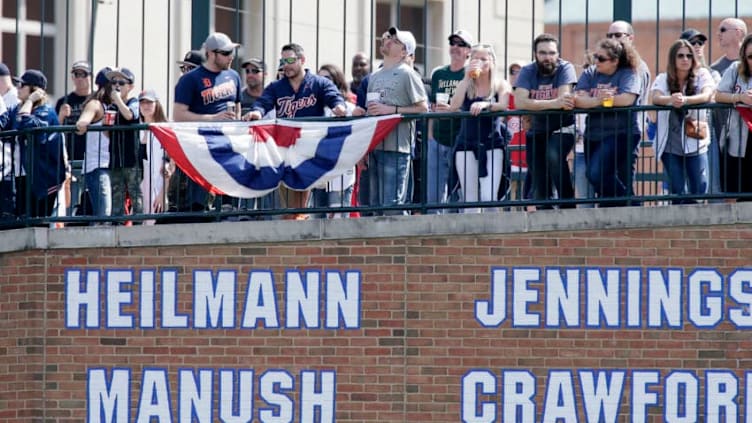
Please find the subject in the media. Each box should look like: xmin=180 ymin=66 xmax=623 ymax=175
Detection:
xmin=0 ymin=18 xmax=751 ymax=226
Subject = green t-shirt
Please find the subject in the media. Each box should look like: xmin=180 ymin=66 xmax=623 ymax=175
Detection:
xmin=430 ymin=65 xmax=465 ymax=146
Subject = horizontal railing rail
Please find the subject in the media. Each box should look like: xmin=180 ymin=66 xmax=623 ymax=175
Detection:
xmin=0 ymin=102 xmax=747 ymax=229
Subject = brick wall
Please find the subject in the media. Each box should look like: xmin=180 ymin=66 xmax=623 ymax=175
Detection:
xmin=2 ymin=225 xmax=751 ymax=422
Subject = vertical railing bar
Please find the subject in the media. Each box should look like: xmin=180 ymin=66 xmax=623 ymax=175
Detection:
xmin=315 ymin=0 xmax=320 ymax=70
xmin=165 ymin=0 xmax=172 ymax=116
xmin=262 ymin=0 xmax=267 ymax=68
xmin=288 ymin=0 xmax=293 ymax=43
xmin=115 ymin=0 xmax=121 ymax=66
xmin=342 ymin=0 xmax=347 ymax=70
xmin=140 ymin=0 xmax=146 ymax=91
xmin=63 ymin=0 xmax=70 ymax=97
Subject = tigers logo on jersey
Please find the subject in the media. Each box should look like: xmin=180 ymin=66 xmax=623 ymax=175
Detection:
xmin=202 ymin=78 xmax=212 ymax=88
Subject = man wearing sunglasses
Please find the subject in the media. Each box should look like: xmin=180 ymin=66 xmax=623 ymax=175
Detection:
xmin=176 ymin=50 xmax=203 ymax=74
xmin=707 ymin=19 xmax=748 ymax=196
xmin=105 ymin=67 xmax=143 ymax=220
xmin=55 ymin=61 xmax=92 ymax=215
xmin=170 ymin=32 xmax=242 ymax=220
xmin=425 ymin=29 xmax=473 ymax=214
xmin=240 ymin=57 xmax=266 ymax=115
xmin=245 ymin=43 xmax=346 ymax=219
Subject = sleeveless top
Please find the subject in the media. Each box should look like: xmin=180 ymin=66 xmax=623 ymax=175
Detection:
xmin=84 ymin=107 xmax=110 ymax=174
xmin=454 ymin=93 xmax=509 ymax=177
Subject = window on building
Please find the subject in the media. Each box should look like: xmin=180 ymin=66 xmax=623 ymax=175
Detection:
xmin=0 ymin=0 xmax=56 ymax=93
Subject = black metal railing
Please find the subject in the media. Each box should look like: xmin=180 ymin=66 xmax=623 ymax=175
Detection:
xmin=0 ymin=102 xmax=747 ymax=229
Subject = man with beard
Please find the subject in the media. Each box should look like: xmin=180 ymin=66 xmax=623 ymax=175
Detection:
xmin=239 ymin=57 xmax=266 ymax=114
xmin=245 ymin=43 xmax=346 ymax=220
xmin=513 ymin=33 xmax=577 ymax=208
xmin=169 ymin=32 xmax=241 ymax=221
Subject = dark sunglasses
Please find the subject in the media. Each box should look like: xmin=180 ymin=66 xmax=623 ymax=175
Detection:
xmin=593 ymin=54 xmax=612 ymax=63
xmin=279 ymin=57 xmax=298 ymax=66
xmin=606 ymin=32 xmax=629 ymax=39
xmin=72 ymin=71 xmax=89 ymax=78
xmin=449 ymin=40 xmax=469 ymax=48
xmin=111 ymin=80 xmax=128 ymax=86
xmin=245 ymin=68 xmax=263 ymax=74
xmin=677 ymin=53 xmax=694 ymax=60
xmin=690 ymin=40 xmax=705 ymax=47
xmin=720 ymin=27 xmax=731 ymax=33
xmin=214 ymin=50 xmax=234 ymax=56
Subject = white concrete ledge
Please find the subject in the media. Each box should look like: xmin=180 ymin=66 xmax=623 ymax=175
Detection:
xmin=0 ymin=203 xmax=744 ymax=253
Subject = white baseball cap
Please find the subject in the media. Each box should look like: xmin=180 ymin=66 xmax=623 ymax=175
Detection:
xmin=388 ymin=26 xmax=416 ymax=56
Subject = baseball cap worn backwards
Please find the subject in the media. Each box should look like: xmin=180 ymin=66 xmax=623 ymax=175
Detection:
xmin=388 ymin=26 xmax=417 ymax=56
xmin=177 ymin=50 xmax=203 ymax=68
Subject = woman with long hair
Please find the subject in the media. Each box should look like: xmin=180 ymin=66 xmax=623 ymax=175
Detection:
xmin=715 ymin=34 xmax=752 ymax=198
xmin=574 ymin=38 xmax=642 ymax=207
xmin=651 ymin=39 xmax=715 ymax=203
xmin=313 ymin=64 xmax=357 ymax=218
xmin=138 ymin=89 xmax=169 ymax=224
xmin=75 ymin=67 xmax=115 ymax=220
xmin=448 ymin=43 xmax=511 ymax=213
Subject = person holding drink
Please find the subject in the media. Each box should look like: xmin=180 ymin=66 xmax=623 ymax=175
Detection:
xmin=574 ymin=38 xmax=642 ymax=207
xmin=447 ymin=43 xmax=511 ymax=213
xmin=425 ymin=29 xmax=473 ymax=213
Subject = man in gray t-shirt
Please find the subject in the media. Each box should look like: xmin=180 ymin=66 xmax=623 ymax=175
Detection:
xmin=354 ymin=26 xmax=427 ymax=214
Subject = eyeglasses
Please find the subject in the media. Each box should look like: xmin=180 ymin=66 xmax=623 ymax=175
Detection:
xmin=111 ymin=80 xmax=128 ymax=86
xmin=245 ymin=68 xmax=263 ymax=74
xmin=593 ymin=54 xmax=612 ymax=63
xmin=677 ymin=53 xmax=694 ymax=60
xmin=72 ymin=71 xmax=89 ymax=78
xmin=690 ymin=40 xmax=705 ymax=47
xmin=279 ymin=57 xmax=298 ymax=66
xmin=180 ymin=65 xmax=196 ymax=73
xmin=606 ymin=32 xmax=630 ymax=39
xmin=449 ymin=40 xmax=469 ymax=48
xmin=213 ymin=50 xmax=234 ymax=56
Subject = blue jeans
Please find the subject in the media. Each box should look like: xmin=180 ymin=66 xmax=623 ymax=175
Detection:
xmin=585 ymin=133 xmax=640 ymax=207
xmin=85 ymin=168 xmax=112 ymax=218
xmin=661 ymin=152 xmax=708 ymax=204
xmin=425 ymin=138 xmax=452 ymax=214
xmin=368 ymin=150 xmax=411 ymax=215
xmin=574 ymin=151 xmax=594 ymax=208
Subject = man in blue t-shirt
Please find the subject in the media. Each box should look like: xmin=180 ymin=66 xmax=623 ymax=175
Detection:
xmin=514 ymin=33 xmax=577 ymax=208
xmin=170 ymin=32 xmax=241 ymax=220
xmin=244 ymin=43 xmax=345 ymax=220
